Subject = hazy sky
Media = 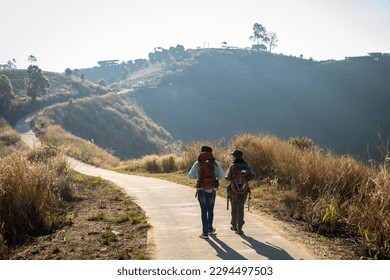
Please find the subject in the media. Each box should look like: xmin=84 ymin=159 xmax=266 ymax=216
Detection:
xmin=1 ymin=0 xmax=390 ymax=72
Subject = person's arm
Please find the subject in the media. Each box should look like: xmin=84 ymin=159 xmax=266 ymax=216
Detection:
xmin=225 ymin=164 xmax=232 ymax=181
xmin=187 ymin=161 xmax=199 ymax=179
xmin=215 ymin=161 xmax=225 ymax=180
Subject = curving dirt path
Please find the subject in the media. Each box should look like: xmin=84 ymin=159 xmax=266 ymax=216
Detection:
xmin=16 ymin=112 xmax=316 ymax=260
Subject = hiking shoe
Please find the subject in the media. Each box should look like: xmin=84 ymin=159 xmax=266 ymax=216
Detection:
xmin=208 ymin=227 xmax=216 ymax=235
xmin=199 ymin=233 xmax=209 ymax=239
xmin=230 ymin=225 xmax=237 ymax=231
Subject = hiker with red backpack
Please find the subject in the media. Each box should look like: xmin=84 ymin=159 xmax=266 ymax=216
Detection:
xmin=188 ymin=146 xmax=225 ymax=239
xmin=225 ymin=149 xmax=255 ymax=235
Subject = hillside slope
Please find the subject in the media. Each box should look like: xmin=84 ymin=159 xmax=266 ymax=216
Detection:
xmin=117 ymin=49 xmax=390 ymax=160
xmin=39 ymin=93 xmax=176 ymax=159
xmin=1 ymin=69 xmax=108 ymax=124
xmin=2 ymin=69 xmax=177 ymax=160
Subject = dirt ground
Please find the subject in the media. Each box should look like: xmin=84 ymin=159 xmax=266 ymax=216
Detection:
xmin=6 ymin=175 xmax=358 ymax=260
xmin=265 ymin=215 xmax=359 ymax=260
xmin=8 ymin=175 xmax=150 ymax=260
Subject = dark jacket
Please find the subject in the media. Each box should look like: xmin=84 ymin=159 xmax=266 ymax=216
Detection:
xmin=225 ymin=158 xmax=255 ymax=194
xmin=225 ymin=158 xmax=255 ymax=181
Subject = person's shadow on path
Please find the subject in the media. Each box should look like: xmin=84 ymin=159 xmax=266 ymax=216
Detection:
xmin=205 ymin=234 xmax=295 ymax=260
xmin=240 ymin=235 xmax=294 ymax=260
xmin=206 ymin=235 xmax=247 ymax=260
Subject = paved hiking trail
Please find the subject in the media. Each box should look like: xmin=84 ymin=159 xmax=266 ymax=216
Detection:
xmin=16 ymin=112 xmax=316 ymax=260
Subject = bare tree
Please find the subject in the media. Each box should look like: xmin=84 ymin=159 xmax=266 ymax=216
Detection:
xmin=268 ymin=32 xmax=278 ymax=52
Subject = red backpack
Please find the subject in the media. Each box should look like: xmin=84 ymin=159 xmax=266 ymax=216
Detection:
xmin=197 ymin=152 xmax=218 ymax=190
xmin=230 ymin=162 xmax=251 ymax=195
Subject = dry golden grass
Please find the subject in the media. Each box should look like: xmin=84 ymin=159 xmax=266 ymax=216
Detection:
xmin=0 ymin=118 xmax=29 ymax=157
xmin=121 ymin=154 xmax=182 ymax=173
xmin=33 ymin=117 xmax=120 ymax=168
xmin=0 ymin=146 xmax=71 ymax=258
xmin=1 ymin=150 xmax=149 ymax=260
xmin=230 ymin=134 xmax=390 ymax=258
xmin=1 ymin=122 xmax=148 ymax=259
xmin=120 ymin=133 xmax=390 ymax=259
xmin=119 ymin=140 xmax=229 ymax=174
xmin=348 ymin=161 xmax=390 ymax=258
xmin=1 ymin=120 xmax=70 ymax=257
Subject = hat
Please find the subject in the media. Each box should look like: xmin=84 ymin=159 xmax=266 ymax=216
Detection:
xmin=231 ymin=149 xmax=243 ymax=158
xmin=201 ymin=146 xmax=212 ymax=152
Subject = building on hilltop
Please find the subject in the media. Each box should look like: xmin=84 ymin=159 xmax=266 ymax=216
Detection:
xmin=346 ymin=52 xmax=390 ymax=62
xmin=97 ymin=60 xmax=119 ymax=67
xmin=368 ymin=52 xmax=390 ymax=61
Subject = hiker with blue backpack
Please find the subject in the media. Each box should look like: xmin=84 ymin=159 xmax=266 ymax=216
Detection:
xmin=188 ymin=146 xmax=225 ymax=239
xmin=225 ymin=149 xmax=255 ymax=235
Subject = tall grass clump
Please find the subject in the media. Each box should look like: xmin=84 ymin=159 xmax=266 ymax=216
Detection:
xmin=228 ymin=134 xmax=284 ymax=178
xmin=0 ymin=146 xmax=71 ymax=257
xmin=123 ymin=154 xmax=181 ymax=173
xmin=348 ymin=160 xmax=390 ymax=259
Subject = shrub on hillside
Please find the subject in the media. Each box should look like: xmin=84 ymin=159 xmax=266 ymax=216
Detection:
xmin=288 ymin=136 xmax=314 ymax=150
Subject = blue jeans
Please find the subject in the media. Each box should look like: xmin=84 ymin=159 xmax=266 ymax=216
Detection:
xmin=197 ymin=190 xmax=216 ymax=234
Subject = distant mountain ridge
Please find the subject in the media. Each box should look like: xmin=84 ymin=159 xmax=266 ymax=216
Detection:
xmin=115 ymin=49 xmax=390 ymax=160
xmin=3 ymin=49 xmax=389 ymax=161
